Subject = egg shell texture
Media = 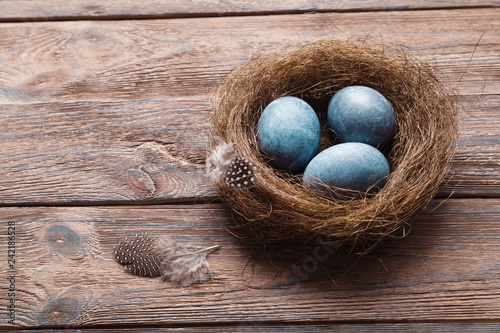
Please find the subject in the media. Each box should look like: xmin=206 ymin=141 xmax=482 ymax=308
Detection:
xmin=303 ymin=142 xmax=390 ymax=196
xmin=257 ymin=96 xmax=321 ymax=173
xmin=327 ymin=85 xmax=395 ymax=148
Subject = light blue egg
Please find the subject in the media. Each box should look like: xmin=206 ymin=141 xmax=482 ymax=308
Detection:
xmin=328 ymin=85 xmax=395 ymax=148
xmin=257 ymin=96 xmax=321 ymax=173
xmin=303 ymin=142 xmax=390 ymax=197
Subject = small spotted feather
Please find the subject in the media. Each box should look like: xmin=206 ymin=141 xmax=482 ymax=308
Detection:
xmin=224 ymin=157 xmax=257 ymax=189
xmin=114 ymin=233 xmax=162 ymax=277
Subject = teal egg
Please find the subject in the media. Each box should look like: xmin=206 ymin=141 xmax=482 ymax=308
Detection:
xmin=303 ymin=142 xmax=390 ymax=197
xmin=328 ymin=85 xmax=395 ymax=148
xmin=257 ymin=96 xmax=321 ymax=173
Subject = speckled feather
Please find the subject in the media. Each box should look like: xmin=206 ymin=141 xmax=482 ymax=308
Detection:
xmin=224 ymin=157 xmax=257 ymax=189
xmin=114 ymin=233 xmax=162 ymax=277
xmin=114 ymin=234 xmax=220 ymax=286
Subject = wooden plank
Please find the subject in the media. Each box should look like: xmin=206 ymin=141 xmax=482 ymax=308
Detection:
xmin=0 ymin=95 xmax=498 ymax=205
xmin=1 ymin=199 xmax=500 ymax=328
xmin=0 ymin=98 xmax=215 ymax=205
xmin=1 ymin=9 xmax=498 ymax=105
xmin=0 ymin=9 xmax=499 ymax=204
xmin=1 ymin=0 xmax=499 ymax=21
xmin=446 ymin=94 xmax=500 ymax=197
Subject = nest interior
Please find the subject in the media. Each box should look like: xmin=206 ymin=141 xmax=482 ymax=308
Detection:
xmin=208 ymin=39 xmax=459 ymax=250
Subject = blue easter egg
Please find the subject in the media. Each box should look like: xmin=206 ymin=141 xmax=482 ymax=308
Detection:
xmin=258 ymin=96 xmax=321 ymax=173
xmin=303 ymin=142 xmax=390 ymax=196
xmin=327 ymin=85 xmax=395 ymax=148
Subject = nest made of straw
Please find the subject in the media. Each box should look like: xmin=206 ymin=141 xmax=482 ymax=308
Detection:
xmin=208 ymin=39 xmax=458 ymax=250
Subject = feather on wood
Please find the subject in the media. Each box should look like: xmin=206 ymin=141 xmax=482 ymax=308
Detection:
xmin=114 ymin=233 xmax=221 ymax=286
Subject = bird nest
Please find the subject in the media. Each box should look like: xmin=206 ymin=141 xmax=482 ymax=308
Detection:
xmin=207 ymin=39 xmax=459 ymax=251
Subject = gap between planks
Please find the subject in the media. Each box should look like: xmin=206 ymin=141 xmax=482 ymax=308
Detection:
xmin=11 ymin=319 xmax=500 ymax=332
xmin=0 ymin=4 xmax=498 ymax=23
xmin=0 ymin=192 xmax=498 ymax=209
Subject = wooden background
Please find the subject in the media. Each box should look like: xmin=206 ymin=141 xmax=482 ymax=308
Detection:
xmin=1 ymin=1 xmax=499 ymax=331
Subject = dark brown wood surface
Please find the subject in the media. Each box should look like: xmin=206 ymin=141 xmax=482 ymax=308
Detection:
xmin=0 ymin=9 xmax=499 ymax=204
xmin=2 ymin=199 xmax=500 ymax=328
xmin=0 ymin=1 xmax=499 ymax=331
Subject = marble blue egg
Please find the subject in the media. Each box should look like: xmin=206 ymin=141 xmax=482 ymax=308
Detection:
xmin=327 ymin=85 xmax=395 ymax=148
xmin=303 ymin=142 xmax=390 ymax=197
xmin=257 ymin=96 xmax=321 ymax=173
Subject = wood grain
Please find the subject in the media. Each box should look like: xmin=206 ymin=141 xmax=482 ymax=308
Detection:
xmin=1 ymin=198 xmax=500 ymax=328
xmin=1 ymin=9 xmax=498 ymax=105
xmin=0 ymin=98 xmax=215 ymax=204
xmin=0 ymin=2 xmax=498 ymax=332
xmin=1 ymin=0 xmax=499 ymax=21
xmin=0 ymin=9 xmax=498 ymax=204
xmin=0 ymin=95 xmax=498 ymax=205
